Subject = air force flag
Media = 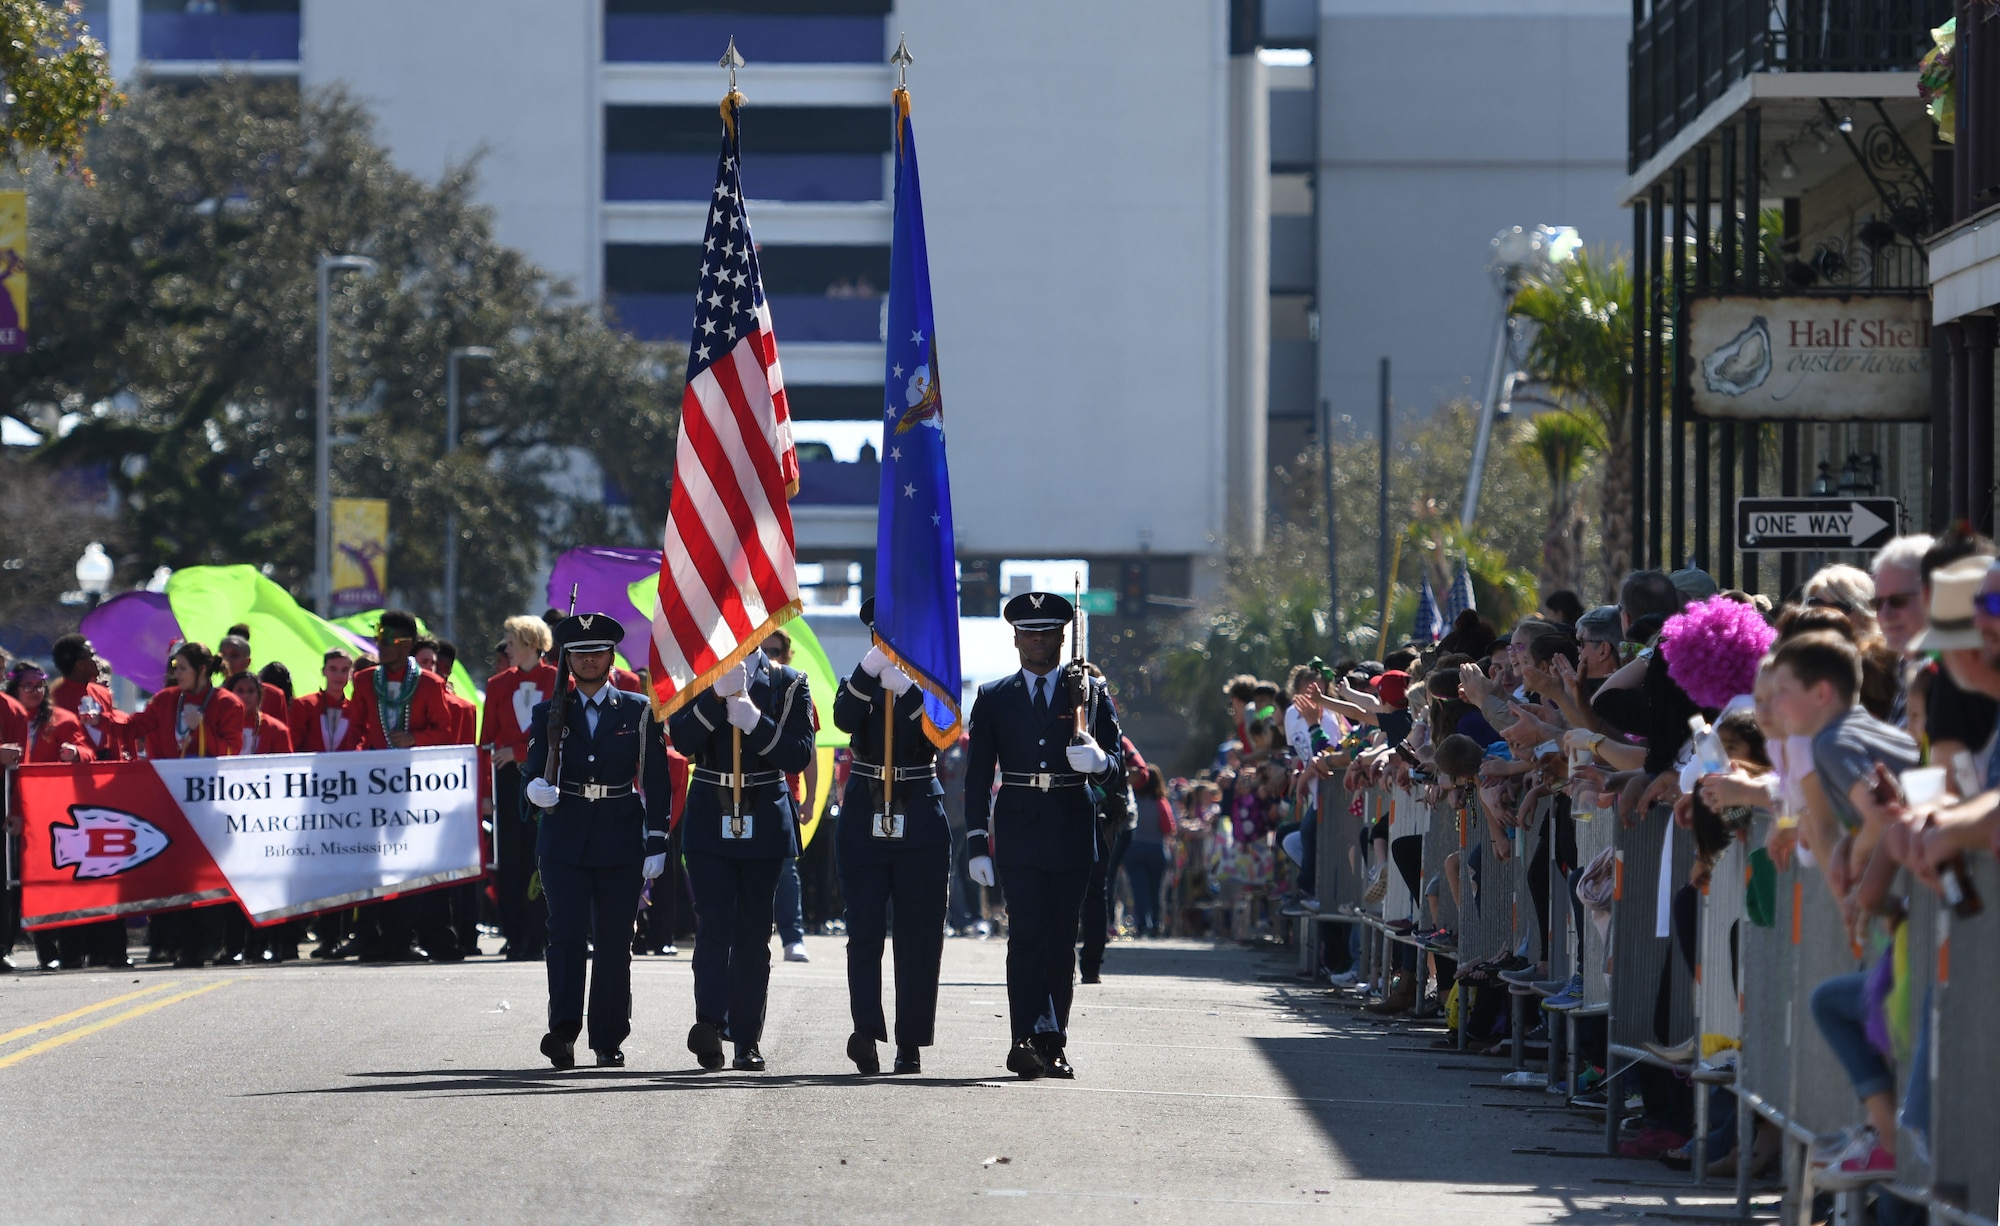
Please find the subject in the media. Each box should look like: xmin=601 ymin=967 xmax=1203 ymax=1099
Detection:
xmin=873 ymin=82 xmax=962 ymax=747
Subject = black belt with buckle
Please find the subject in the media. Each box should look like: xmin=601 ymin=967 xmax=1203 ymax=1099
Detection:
xmin=849 ymin=761 xmax=937 ymax=782
xmin=691 ymin=767 xmax=786 ymax=789
xmin=560 ymin=781 xmax=634 ymax=801
xmin=999 ymin=771 xmax=1087 ymax=791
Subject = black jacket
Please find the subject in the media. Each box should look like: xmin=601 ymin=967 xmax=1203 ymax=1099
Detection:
xmin=666 ymin=654 xmax=815 ymax=860
xmin=964 ymin=669 xmax=1123 ymax=871
xmin=832 ymin=664 xmax=948 ymax=863
xmin=523 ymin=686 xmax=674 ymax=867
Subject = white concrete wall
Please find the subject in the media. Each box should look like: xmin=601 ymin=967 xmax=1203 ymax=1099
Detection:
xmin=1317 ymin=0 xmax=1628 ymax=426
xmin=890 ymin=0 xmax=1231 ymax=559
xmin=300 ymin=0 xmax=601 ymax=298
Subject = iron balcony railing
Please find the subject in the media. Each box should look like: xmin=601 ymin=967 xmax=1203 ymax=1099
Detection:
xmin=1631 ymin=0 xmax=1951 ymax=170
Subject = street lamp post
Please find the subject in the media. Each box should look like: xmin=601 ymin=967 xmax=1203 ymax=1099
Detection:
xmin=1460 ymin=225 xmax=1581 ymax=530
xmin=443 ymin=345 xmax=496 ymax=642
xmin=316 ymin=254 xmax=378 ymax=616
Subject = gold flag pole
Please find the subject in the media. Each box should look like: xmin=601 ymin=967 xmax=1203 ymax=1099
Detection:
xmin=719 ymin=33 xmax=747 ymax=828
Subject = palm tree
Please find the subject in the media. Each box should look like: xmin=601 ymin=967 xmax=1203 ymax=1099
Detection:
xmin=1517 ymin=408 xmax=1603 ymax=598
xmin=1511 ymin=248 xmax=1632 ymax=598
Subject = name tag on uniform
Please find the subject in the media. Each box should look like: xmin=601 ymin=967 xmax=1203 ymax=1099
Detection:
xmin=722 ymin=812 xmax=754 ymax=841
xmin=871 ymin=811 xmax=906 ymax=840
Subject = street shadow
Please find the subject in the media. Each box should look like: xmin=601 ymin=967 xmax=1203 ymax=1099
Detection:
xmin=1243 ymin=992 xmax=1776 ymax=1223
xmin=248 ymin=1067 xmax=1001 ymax=1100
xmin=1082 ymin=938 xmax=1305 ymax=985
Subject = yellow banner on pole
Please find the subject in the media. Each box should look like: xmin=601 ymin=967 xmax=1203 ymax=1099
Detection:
xmin=330 ymin=497 xmax=389 ymax=617
xmin=0 ymin=191 xmax=28 ymax=353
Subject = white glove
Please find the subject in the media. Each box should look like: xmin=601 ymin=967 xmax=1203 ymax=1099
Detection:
xmin=525 ymin=777 xmax=560 ymax=809
xmin=880 ymin=664 xmax=915 ymax=696
xmin=1065 ymin=736 xmax=1111 ymax=774
xmin=713 ymin=662 xmax=747 ymax=697
xmin=725 ymin=694 xmax=761 ymax=733
xmin=643 ymin=852 xmax=667 ymax=880
xmin=968 ymin=855 xmax=995 ymax=888
xmin=861 ymin=645 xmax=890 ymax=677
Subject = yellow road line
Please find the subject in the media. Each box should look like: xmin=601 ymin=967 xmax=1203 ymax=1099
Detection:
xmin=0 ymin=980 xmax=229 ymax=1070
xmin=0 ymin=981 xmax=185 ymax=1045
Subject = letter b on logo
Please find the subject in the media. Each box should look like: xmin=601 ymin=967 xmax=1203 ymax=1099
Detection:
xmin=88 ymin=828 xmax=137 ymax=858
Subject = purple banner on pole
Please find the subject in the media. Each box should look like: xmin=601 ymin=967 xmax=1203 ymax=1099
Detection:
xmin=79 ymin=591 xmax=180 ymax=685
xmin=547 ymin=547 xmax=661 ymax=663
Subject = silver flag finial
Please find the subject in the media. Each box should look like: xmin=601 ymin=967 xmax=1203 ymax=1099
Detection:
xmin=719 ymin=36 xmax=745 ymax=90
xmin=891 ymin=34 xmax=913 ymax=88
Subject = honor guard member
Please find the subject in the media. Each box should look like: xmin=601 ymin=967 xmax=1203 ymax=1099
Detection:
xmin=522 ymin=612 xmax=674 ymax=1070
xmin=666 ymin=634 xmax=815 ymax=1072
xmin=964 ymin=592 xmax=1124 ymax=1080
xmin=832 ymin=599 xmax=951 ymax=1075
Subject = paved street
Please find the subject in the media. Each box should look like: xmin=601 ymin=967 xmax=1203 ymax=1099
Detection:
xmin=2 ymin=935 xmax=1754 ymax=1224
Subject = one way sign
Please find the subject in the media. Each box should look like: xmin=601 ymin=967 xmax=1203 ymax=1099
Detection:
xmin=1736 ymin=497 xmax=1900 ymax=552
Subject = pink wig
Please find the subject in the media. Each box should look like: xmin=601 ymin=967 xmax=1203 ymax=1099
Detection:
xmin=1661 ymin=595 xmax=1775 ymax=711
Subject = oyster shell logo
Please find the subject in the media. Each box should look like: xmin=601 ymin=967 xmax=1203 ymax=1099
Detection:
xmin=1701 ymin=316 xmax=1772 ymax=396
xmin=50 ymin=807 xmax=171 ymax=879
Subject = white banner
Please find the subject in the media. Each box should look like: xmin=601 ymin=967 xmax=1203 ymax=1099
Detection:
xmin=148 ymin=746 xmax=483 ymax=922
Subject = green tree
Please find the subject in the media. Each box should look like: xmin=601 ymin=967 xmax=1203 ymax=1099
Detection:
xmin=0 ymin=80 xmax=682 ymax=642
xmin=0 ymin=0 xmax=121 ymax=177
xmin=1517 ymin=407 xmax=1603 ymax=598
xmin=1510 ymin=247 xmax=1632 ymax=597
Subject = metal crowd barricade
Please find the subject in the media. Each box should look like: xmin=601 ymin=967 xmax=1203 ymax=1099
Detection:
xmin=1928 ymin=854 xmax=2000 ymax=1225
xmin=1457 ymin=800 xmax=1522 ymax=1050
xmin=1784 ymin=870 xmax=1865 ymax=1217
xmin=1604 ymin=806 xmax=1695 ymax=1150
xmin=1687 ymin=836 xmax=1747 ymax=1184
xmin=1733 ymin=818 xmax=1796 ymax=1210
xmin=1421 ymin=792 xmax=1459 ymax=938
xmin=1299 ymin=776 xmax=1367 ymax=976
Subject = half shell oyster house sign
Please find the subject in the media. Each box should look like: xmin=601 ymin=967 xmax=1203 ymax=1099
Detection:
xmin=1689 ymin=296 xmax=1931 ymax=421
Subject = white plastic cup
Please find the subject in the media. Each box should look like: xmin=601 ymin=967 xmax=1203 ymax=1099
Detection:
xmin=1900 ymin=765 xmax=1948 ymax=807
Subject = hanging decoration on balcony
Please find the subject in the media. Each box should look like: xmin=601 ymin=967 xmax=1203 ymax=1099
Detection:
xmin=1919 ymin=18 xmax=1956 ymax=143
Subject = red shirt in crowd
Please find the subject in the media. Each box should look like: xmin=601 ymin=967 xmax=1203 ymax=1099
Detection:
xmin=49 ymin=676 xmax=129 ymax=761
xmin=481 ymin=662 xmax=557 ymax=761
xmin=240 ymin=710 xmax=294 ymax=756
xmin=289 ymin=687 xmax=352 ymax=753
xmin=341 ymin=663 xmax=454 ymax=751
xmin=1 ymin=690 xmax=30 ymax=753
xmin=442 ymin=686 xmax=478 ymax=745
xmin=126 ymin=684 xmax=246 ymax=758
xmin=21 ymin=704 xmax=93 ymax=763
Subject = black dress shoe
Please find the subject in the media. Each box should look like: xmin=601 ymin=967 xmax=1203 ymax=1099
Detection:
xmin=732 ymin=1046 xmax=766 ymax=1072
xmin=1005 ymin=1040 xmax=1045 ymax=1080
xmin=1032 ymin=1035 xmax=1075 ymax=1079
xmin=846 ymin=1031 xmax=880 ymax=1074
xmin=687 ymin=1022 xmax=726 ymax=1071
xmin=539 ymin=1032 xmax=576 ymax=1070
xmin=595 ymin=1049 xmax=625 ymax=1068
xmin=1079 ymin=970 xmax=1102 ymax=984
xmin=892 ymin=1044 xmax=921 ymax=1074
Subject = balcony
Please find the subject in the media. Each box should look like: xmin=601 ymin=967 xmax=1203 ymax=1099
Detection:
xmin=605 ymin=14 xmax=883 ymax=64
xmin=1630 ymin=0 xmax=1948 ymax=169
xmin=606 ymin=152 xmax=883 ymax=202
xmin=142 ymin=10 xmax=299 ymax=63
xmin=607 ymin=293 xmax=883 ymax=344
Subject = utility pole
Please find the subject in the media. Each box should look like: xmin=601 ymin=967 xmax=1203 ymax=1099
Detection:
xmin=1318 ymin=396 xmax=1339 ymax=653
xmin=1376 ymin=358 xmax=1391 ymax=652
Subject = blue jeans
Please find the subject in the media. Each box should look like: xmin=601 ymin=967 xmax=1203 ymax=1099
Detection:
xmin=1810 ymin=971 xmax=1895 ymax=1102
xmin=1122 ymin=840 xmax=1169 ymax=935
xmin=774 ymin=853 xmax=805 ymax=946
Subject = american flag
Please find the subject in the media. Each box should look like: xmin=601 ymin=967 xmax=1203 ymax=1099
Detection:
xmin=648 ymin=98 xmax=803 ymax=714
xmin=1412 ymin=573 xmax=1443 ymax=642
xmin=1445 ymin=562 xmax=1477 ymax=622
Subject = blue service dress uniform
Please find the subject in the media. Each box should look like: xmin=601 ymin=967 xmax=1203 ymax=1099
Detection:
xmin=666 ymin=652 xmax=815 ymax=1052
xmin=522 ymin=685 xmax=673 ymax=1056
xmin=964 ymin=666 xmax=1123 ymax=1051
xmin=832 ymin=663 xmax=950 ymax=1051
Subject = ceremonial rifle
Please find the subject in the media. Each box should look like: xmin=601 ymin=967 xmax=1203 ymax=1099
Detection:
xmin=540 ymin=585 xmax=577 ymax=787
